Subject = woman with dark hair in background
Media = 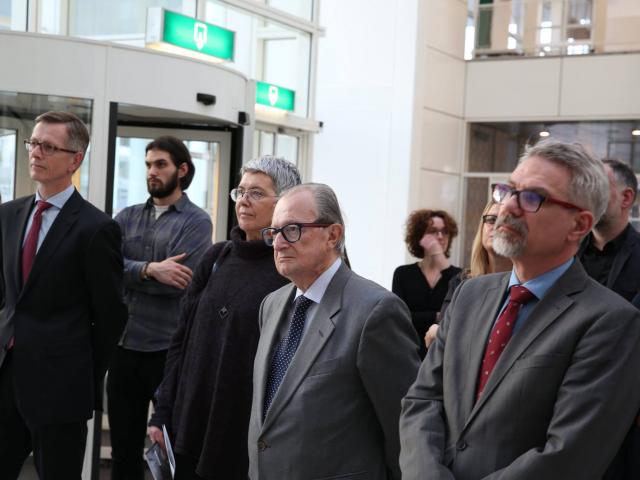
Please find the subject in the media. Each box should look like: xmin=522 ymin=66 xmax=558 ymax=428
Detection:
xmin=424 ymin=200 xmax=512 ymax=349
xmin=148 ymin=156 xmax=301 ymax=480
xmin=392 ymin=209 xmax=461 ymax=358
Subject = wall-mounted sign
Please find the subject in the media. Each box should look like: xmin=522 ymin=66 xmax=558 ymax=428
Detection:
xmin=256 ymin=81 xmax=295 ymax=112
xmin=146 ymin=7 xmax=235 ymax=62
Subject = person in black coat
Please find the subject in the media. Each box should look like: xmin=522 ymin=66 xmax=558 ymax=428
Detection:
xmin=392 ymin=209 xmax=461 ymax=358
xmin=148 ymin=156 xmax=301 ymax=480
xmin=577 ymin=158 xmax=640 ymax=480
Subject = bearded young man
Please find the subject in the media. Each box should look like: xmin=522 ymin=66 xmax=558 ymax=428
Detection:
xmin=107 ymin=136 xmax=212 ymax=480
xmin=399 ymin=140 xmax=640 ymax=480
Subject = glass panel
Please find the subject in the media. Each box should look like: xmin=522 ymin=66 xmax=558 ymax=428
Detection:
xmin=468 ymin=124 xmax=523 ymax=173
xmin=205 ymin=0 xmax=311 ymax=116
xmin=69 ymin=0 xmax=196 ymax=45
xmin=265 ymin=0 xmax=313 ymax=21
xmin=258 ymin=131 xmax=275 ymax=156
xmin=39 ymin=0 xmax=63 ymax=34
xmin=112 ymin=136 xmax=220 ymax=224
xmin=469 ymin=120 xmax=640 ymax=173
xmin=475 ymin=5 xmax=493 ymax=49
xmin=470 ymin=0 xmax=605 ymax=58
xmin=0 ymin=128 xmax=16 ymax=202
xmin=252 ymin=130 xmax=260 ymax=160
xmin=0 ymin=91 xmax=92 ymax=199
xmin=275 ymin=133 xmax=298 ymax=164
xmin=566 ymin=0 xmax=592 ymax=25
xmin=0 ymin=0 xmax=27 ymax=30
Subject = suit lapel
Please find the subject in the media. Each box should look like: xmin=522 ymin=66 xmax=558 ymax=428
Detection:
xmin=10 ymin=196 xmax=35 ymax=293
xmin=19 ymin=190 xmax=83 ymax=298
xmin=261 ymin=264 xmax=349 ymax=432
xmin=460 ymin=274 xmax=508 ymax=421
xmin=255 ymin=283 xmax=296 ymax=427
xmin=465 ymin=262 xmax=586 ymax=427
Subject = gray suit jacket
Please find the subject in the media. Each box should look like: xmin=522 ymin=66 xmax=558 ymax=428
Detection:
xmin=249 ymin=263 xmax=421 ymax=480
xmin=400 ymin=260 xmax=640 ymax=480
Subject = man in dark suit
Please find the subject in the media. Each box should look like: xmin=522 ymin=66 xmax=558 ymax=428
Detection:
xmin=400 ymin=141 xmax=640 ymax=480
xmin=0 ymin=111 xmax=127 ymax=479
xmin=578 ymin=158 xmax=640 ymax=479
xmin=248 ymin=183 xmax=420 ymax=480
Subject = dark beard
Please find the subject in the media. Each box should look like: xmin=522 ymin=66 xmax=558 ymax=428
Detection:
xmin=147 ymin=170 xmax=179 ymax=199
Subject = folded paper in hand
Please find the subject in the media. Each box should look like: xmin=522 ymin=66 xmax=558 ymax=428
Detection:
xmin=145 ymin=425 xmax=176 ymax=480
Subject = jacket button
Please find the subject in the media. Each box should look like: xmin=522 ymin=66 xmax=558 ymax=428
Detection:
xmin=257 ymin=440 xmax=269 ymax=452
xmin=456 ymin=441 xmax=467 ymax=451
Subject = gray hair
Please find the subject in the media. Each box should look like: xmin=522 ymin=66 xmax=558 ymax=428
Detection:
xmin=283 ymin=183 xmax=346 ymax=256
xmin=520 ymin=140 xmax=609 ymax=223
xmin=603 ymin=158 xmax=638 ymax=203
xmin=241 ymin=155 xmax=301 ymax=195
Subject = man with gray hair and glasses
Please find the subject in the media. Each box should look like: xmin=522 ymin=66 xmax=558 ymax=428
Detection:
xmin=248 ymin=183 xmax=421 ymax=480
xmin=400 ymin=140 xmax=640 ymax=480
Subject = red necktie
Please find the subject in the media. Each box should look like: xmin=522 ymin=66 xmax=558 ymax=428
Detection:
xmin=21 ymin=200 xmax=53 ymax=284
xmin=476 ymin=285 xmax=535 ymax=400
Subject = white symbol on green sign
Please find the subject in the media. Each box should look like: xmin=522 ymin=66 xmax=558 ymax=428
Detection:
xmin=268 ymin=85 xmax=279 ymax=106
xmin=194 ymin=22 xmax=207 ymax=51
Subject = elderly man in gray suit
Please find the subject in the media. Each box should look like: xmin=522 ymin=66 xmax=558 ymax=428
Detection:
xmin=400 ymin=140 xmax=640 ymax=480
xmin=248 ymin=183 xmax=421 ymax=480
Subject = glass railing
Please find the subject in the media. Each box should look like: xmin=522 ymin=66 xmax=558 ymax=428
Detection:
xmin=470 ymin=0 xmax=640 ymax=59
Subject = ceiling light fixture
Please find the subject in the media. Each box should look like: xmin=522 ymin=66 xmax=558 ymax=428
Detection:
xmin=632 ymin=129 xmax=640 ymax=137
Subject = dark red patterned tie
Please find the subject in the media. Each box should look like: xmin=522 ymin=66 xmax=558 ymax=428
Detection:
xmin=21 ymin=200 xmax=53 ymax=284
xmin=476 ymin=285 xmax=535 ymax=400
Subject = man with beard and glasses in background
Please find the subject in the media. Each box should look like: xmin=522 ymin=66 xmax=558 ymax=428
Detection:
xmin=577 ymin=158 xmax=640 ymax=480
xmin=400 ymin=140 xmax=640 ymax=480
xmin=108 ymin=136 xmax=212 ymax=480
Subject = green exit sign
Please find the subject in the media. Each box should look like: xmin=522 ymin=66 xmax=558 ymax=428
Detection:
xmin=256 ymin=81 xmax=295 ymax=112
xmin=146 ymin=8 xmax=235 ymax=61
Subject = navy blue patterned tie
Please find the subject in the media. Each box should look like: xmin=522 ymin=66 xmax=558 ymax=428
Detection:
xmin=263 ymin=295 xmax=314 ymax=420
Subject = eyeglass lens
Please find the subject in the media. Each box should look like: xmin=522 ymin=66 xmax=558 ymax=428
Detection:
xmin=262 ymin=224 xmax=305 ymax=246
xmin=231 ymin=188 xmax=264 ymax=202
xmin=493 ymin=184 xmax=543 ymax=213
xmin=25 ymin=140 xmax=56 ymax=155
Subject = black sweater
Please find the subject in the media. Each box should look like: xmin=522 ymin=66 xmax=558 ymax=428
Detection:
xmin=392 ymin=263 xmax=461 ymax=358
xmin=150 ymin=227 xmax=289 ymax=479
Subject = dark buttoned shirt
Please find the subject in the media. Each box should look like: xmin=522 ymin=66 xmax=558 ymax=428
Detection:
xmin=115 ymin=194 xmax=212 ymax=351
xmin=580 ymin=224 xmax=630 ymax=286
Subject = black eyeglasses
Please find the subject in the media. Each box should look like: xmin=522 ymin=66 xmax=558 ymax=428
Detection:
xmin=24 ymin=139 xmax=77 ymax=156
xmin=482 ymin=214 xmax=498 ymax=225
xmin=261 ymin=223 xmax=331 ymax=246
xmin=491 ymin=183 xmax=584 ymax=213
xmin=230 ymin=188 xmax=277 ymax=202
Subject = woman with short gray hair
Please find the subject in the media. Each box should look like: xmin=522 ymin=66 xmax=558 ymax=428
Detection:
xmin=149 ymin=156 xmax=301 ymax=479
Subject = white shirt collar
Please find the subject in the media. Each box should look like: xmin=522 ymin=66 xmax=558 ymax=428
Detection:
xmin=35 ymin=184 xmax=75 ymax=210
xmin=295 ymin=258 xmax=342 ymax=305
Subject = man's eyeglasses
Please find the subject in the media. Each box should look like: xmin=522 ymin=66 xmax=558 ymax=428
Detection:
xmin=230 ymin=188 xmax=276 ymax=203
xmin=491 ymin=183 xmax=584 ymax=213
xmin=24 ymin=139 xmax=78 ymax=156
xmin=261 ymin=223 xmax=331 ymax=246
xmin=482 ymin=214 xmax=497 ymax=225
